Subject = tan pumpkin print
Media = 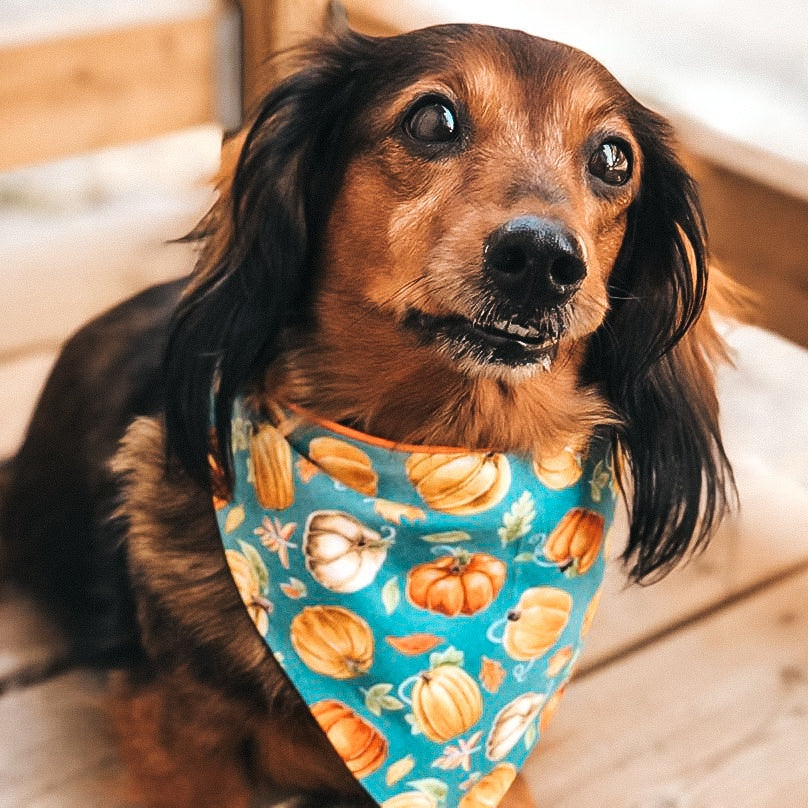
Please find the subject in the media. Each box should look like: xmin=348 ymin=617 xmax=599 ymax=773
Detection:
xmin=290 ymin=605 xmax=374 ymax=679
xmin=406 ymin=551 xmax=506 ymax=617
xmin=310 ymin=699 xmax=387 ymax=778
xmin=543 ymin=507 xmax=604 ymax=575
xmin=484 ymin=692 xmax=545 ymax=761
xmin=250 ymin=423 xmax=294 ymax=509
xmin=303 ymin=510 xmax=389 ymax=593
xmin=458 ymin=763 xmax=518 ymax=808
xmin=308 ymin=436 xmax=378 ymax=496
xmin=405 ymin=452 xmax=511 ymax=515
xmin=382 ymin=792 xmax=435 ymax=808
xmin=411 ymin=663 xmax=483 ymax=743
xmin=502 ymin=586 xmax=572 ymax=661
xmin=225 ymin=548 xmax=271 ymax=636
xmin=532 ymin=444 xmax=583 ymax=490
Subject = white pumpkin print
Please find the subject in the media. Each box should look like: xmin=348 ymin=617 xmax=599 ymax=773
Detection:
xmin=485 ymin=691 xmax=546 ymax=761
xmin=303 ymin=510 xmax=390 ymax=593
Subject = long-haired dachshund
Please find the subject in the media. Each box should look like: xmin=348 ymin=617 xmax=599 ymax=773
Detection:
xmin=1 ymin=23 xmax=734 ymax=808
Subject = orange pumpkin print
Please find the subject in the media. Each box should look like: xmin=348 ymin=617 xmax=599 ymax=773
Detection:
xmin=406 ymin=551 xmax=506 ymax=617
xmin=405 ymin=452 xmax=511 ymax=515
xmin=503 ymin=587 xmax=572 ymax=661
xmin=250 ymin=423 xmax=294 ymax=509
xmin=311 ymin=699 xmax=387 ymax=778
xmin=539 ymin=685 xmax=566 ymax=734
xmin=458 ymin=763 xmax=517 ymax=808
xmin=309 ymin=436 xmax=378 ymax=496
xmin=544 ymin=507 xmax=604 ymax=575
xmin=411 ymin=664 xmax=483 ymax=743
xmin=290 ymin=605 xmax=374 ymax=679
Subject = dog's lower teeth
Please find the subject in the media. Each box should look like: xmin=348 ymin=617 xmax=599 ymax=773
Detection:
xmin=492 ymin=321 xmax=538 ymax=339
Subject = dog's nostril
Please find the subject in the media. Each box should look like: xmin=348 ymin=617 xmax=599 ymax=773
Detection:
xmin=549 ymin=253 xmax=586 ymax=289
xmin=484 ymin=217 xmax=586 ymax=305
xmin=496 ymin=244 xmax=530 ymax=276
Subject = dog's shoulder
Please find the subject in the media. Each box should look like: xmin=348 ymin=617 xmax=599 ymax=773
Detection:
xmin=113 ymin=416 xmax=281 ymax=698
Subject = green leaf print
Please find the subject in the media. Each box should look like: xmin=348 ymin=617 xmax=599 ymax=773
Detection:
xmin=363 ymin=683 xmax=405 ymax=717
xmin=382 ymin=575 xmax=401 ymax=615
xmin=498 ymin=491 xmax=536 ymax=545
xmin=230 ymin=414 xmax=252 ymax=452
xmin=523 ymin=720 xmax=538 ymax=750
xmin=420 ymin=530 xmax=471 ymax=543
xmin=408 ymin=777 xmax=449 ymax=808
xmin=237 ymin=540 xmax=269 ymax=594
xmin=405 ymin=713 xmax=422 ymax=736
xmin=429 ymin=645 xmax=464 ymax=670
xmin=589 ymin=459 xmax=611 ymax=503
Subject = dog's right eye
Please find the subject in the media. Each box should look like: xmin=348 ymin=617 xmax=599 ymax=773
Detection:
xmin=403 ymin=96 xmax=459 ymax=144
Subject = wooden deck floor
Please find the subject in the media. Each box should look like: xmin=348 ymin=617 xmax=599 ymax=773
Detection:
xmin=1 ymin=142 xmax=807 ymax=807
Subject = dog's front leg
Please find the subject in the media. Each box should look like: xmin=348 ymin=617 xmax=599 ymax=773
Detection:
xmin=109 ymin=667 xmax=255 ymax=808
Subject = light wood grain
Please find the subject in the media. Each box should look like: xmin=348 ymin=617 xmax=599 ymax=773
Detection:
xmin=0 ymin=17 xmax=216 ymax=170
xmin=526 ymin=567 xmax=808 ymax=807
xmin=0 ymin=670 xmax=125 ymax=808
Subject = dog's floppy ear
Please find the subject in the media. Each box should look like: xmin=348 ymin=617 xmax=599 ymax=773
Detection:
xmin=587 ymin=106 xmax=735 ymax=582
xmin=164 ymin=32 xmax=374 ymax=488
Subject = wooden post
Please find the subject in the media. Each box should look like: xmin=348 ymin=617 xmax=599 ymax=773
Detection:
xmin=237 ymin=0 xmax=332 ymax=110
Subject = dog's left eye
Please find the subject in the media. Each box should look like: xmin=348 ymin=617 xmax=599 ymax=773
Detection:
xmin=403 ymin=96 xmax=458 ymax=144
xmin=588 ymin=140 xmax=632 ymax=186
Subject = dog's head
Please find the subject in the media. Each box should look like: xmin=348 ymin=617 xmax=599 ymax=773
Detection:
xmin=165 ymin=24 xmax=734 ymax=581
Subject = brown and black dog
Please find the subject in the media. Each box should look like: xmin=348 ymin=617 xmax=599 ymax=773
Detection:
xmin=1 ymin=23 xmax=734 ymax=808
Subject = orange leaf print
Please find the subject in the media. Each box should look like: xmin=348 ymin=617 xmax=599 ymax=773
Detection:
xmin=374 ymin=499 xmax=427 ymax=525
xmin=479 ymin=655 xmax=506 ymax=693
xmin=296 ymin=456 xmax=320 ymax=483
xmin=546 ymin=645 xmax=574 ymax=678
xmin=385 ymin=633 xmax=444 ymax=656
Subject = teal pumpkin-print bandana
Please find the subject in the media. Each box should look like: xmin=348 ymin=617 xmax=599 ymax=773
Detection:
xmin=214 ymin=397 xmax=616 ymax=808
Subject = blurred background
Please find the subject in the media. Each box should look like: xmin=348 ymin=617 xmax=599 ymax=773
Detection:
xmin=1 ymin=2 xmax=807 ymax=807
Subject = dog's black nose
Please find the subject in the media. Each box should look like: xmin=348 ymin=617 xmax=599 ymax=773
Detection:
xmin=484 ymin=217 xmax=586 ymax=307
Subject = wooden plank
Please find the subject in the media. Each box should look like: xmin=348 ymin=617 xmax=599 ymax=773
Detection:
xmin=524 ymin=567 xmax=808 ymax=807
xmin=0 ymin=16 xmax=217 ymax=170
xmin=580 ymin=324 xmax=808 ymax=671
xmin=690 ymin=156 xmax=808 ymax=348
xmin=0 ymin=352 xmax=57 ymax=461
xmin=0 ymin=670 xmax=125 ymax=808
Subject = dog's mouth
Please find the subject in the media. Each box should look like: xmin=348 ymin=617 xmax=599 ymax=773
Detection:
xmin=403 ymin=308 xmax=564 ymax=371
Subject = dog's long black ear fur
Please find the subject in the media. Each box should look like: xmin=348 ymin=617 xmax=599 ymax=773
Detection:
xmin=587 ymin=105 xmax=735 ymax=582
xmin=164 ymin=33 xmax=377 ymax=488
